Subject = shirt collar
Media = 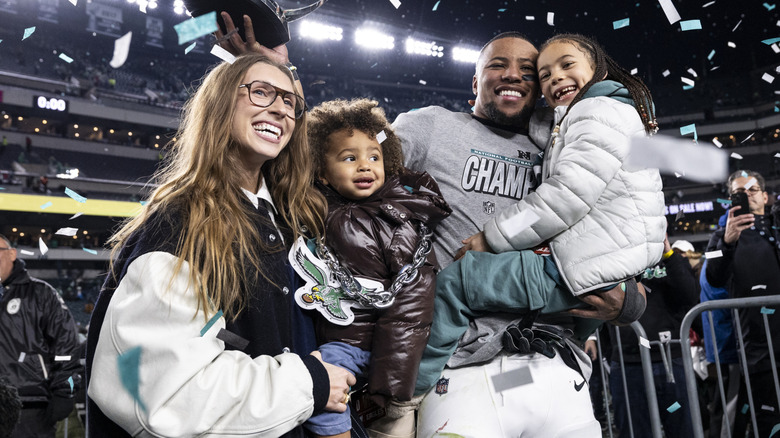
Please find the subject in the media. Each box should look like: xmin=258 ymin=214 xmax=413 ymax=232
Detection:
xmin=241 ymin=176 xmax=278 ymax=213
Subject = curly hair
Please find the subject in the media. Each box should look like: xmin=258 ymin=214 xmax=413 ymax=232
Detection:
xmin=307 ymin=98 xmax=404 ymax=179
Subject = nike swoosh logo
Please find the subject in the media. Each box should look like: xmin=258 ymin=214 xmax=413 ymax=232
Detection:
xmin=574 ymin=380 xmax=586 ymax=391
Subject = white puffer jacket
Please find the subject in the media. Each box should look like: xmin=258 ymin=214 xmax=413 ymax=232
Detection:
xmin=484 ymin=96 xmax=666 ymax=295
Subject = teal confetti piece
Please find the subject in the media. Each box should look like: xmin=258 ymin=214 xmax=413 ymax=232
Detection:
xmin=769 ymin=423 xmax=780 ymax=438
xmin=174 ymin=11 xmax=218 ymax=45
xmin=0 ymin=186 xmax=5 ymax=190
xmin=58 ymin=53 xmax=74 ymax=63
xmin=432 ymin=0 xmax=440 ymax=10
xmin=22 ymin=27 xmax=36 ymax=40
xmin=83 ymin=248 xmax=97 ymax=255
xmin=200 ymin=309 xmax=224 ymax=336
xmin=742 ymin=404 xmax=749 ymax=414
xmin=683 ymin=85 xmax=694 ymax=90
xmin=707 ymin=50 xmax=715 ymax=60
xmin=117 ymin=346 xmax=147 ymax=413
xmin=65 ymin=187 xmax=87 ymax=203
xmin=184 ymin=42 xmax=196 ymax=54
xmin=680 ymin=20 xmax=702 ymax=31
xmin=667 ymin=401 xmax=681 ymax=413
xmin=40 ymin=201 xmax=53 ymax=210
xmin=498 ymin=8 xmax=506 ymax=12
xmin=140 ymin=200 xmax=148 ymax=206
xmin=68 ymin=376 xmax=74 ymax=393
xmin=741 ymin=171 xmax=748 ymax=177
xmin=613 ymin=18 xmax=630 ymax=30
xmin=717 ymin=198 xmax=732 ymax=205
xmin=775 ymin=106 xmax=779 ymax=112
xmin=761 ymin=307 xmax=776 ymax=314
xmin=763 ymin=37 xmax=780 ymax=45
xmin=0 ymin=39 xmax=3 ymax=44
xmin=680 ymin=123 xmax=698 ymax=141
xmin=765 ymin=3 xmax=776 ymax=11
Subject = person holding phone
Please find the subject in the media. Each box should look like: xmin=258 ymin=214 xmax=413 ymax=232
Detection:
xmin=705 ymin=169 xmax=780 ymax=437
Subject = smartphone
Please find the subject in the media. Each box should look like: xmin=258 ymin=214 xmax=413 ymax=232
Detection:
xmin=732 ymin=192 xmax=750 ymax=216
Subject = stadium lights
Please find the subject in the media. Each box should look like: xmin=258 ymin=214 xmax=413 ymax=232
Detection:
xmin=173 ymin=0 xmax=185 ymax=14
xmin=355 ymin=28 xmax=394 ymax=50
xmin=299 ymin=20 xmax=343 ymax=41
xmin=452 ymin=46 xmax=480 ymax=64
xmin=405 ymin=38 xmax=444 ymax=57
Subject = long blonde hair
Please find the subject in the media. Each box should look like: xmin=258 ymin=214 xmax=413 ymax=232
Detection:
xmin=109 ymin=54 xmax=326 ymax=320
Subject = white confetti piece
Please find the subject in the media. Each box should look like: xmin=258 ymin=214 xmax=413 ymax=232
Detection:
xmin=18 ymin=352 xmax=26 ymax=362
xmin=109 ymin=32 xmax=132 ymax=69
xmin=69 ymin=212 xmax=83 ymax=220
xmin=525 ymin=15 xmax=535 ymax=20
xmin=389 ymin=0 xmax=401 ymax=8
xmin=627 ymin=136 xmax=728 ymax=183
xmin=639 ymin=337 xmax=651 ymax=348
xmin=775 ymin=153 xmax=780 ymax=158
xmin=731 ymin=152 xmax=743 ymax=159
xmin=55 ymin=227 xmax=78 ymax=237
xmin=681 ymin=77 xmax=695 ymax=86
xmin=702 ymin=1 xmax=715 ymax=6
xmin=210 ymin=45 xmax=236 ymax=64
xmin=631 ymin=68 xmax=638 ymax=75
xmin=498 ymin=209 xmax=540 ymax=238
xmin=767 ymin=73 xmax=778 ymax=84
xmin=687 ymin=68 xmax=698 ymax=78
xmin=419 ymin=79 xmax=427 ymax=85
xmin=744 ymin=177 xmax=758 ymax=189
xmin=69 ymin=0 xmax=77 ymax=4
xmin=752 ymin=284 xmax=768 ymax=290
xmin=761 ymin=405 xmax=775 ymax=412
xmin=20 ymin=250 xmax=35 ymax=256
xmin=741 ymin=133 xmax=755 ymax=143
xmin=658 ymin=0 xmax=681 ymax=24
xmin=547 ymin=12 xmax=555 ymax=26
xmin=773 ymin=44 xmax=780 ymax=54
xmin=662 ymin=69 xmax=670 ymax=77
xmin=139 ymin=0 xmax=147 ymax=13
xmin=55 ymin=355 xmax=72 ymax=361
xmin=376 ymin=130 xmax=387 ymax=144
xmin=674 ymin=172 xmax=683 ymax=178
xmin=58 ymin=53 xmax=74 ymax=63
xmin=732 ymin=20 xmax=742 ymax=32
xmin=39 ymin=238 xmax=49 ymax=256
xmin=713 ymin=138 xmax=723 ymax=148
xmin=706 ymin=250 xmax=723 ymax=259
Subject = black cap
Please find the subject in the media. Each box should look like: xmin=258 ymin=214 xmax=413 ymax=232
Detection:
xmin=182 ymin=0 xmax=290 ymax=48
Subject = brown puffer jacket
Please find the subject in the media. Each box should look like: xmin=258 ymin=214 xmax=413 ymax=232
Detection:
xmin=317 ymin=169 xmax=451 ymax=406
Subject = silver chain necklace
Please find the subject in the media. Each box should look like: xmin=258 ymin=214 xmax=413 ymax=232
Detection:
xmin=314 ymin=223 xmax=433 ymax=308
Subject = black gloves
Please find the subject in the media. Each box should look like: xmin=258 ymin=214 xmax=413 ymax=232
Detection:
xmin=45 ymin=396 xmax=74 ymax=424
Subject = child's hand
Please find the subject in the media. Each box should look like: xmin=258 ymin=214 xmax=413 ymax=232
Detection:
xmin=454 ymin=231 xmax=493 ymax=261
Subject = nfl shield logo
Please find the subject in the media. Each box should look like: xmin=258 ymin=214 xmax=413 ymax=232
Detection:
xmin=483 ymin=201 xmax=495 ymax=215
xmin=435 ymin=377 xmax=449 ymax=395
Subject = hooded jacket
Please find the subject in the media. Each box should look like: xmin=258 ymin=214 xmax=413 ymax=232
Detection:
xmin=0 ymin=258 xmax=81 ymax=403
xmin=484 ymin=81 xmax=666 ymax=294
xmin=317 ymin=170 xmax=451 ymax=405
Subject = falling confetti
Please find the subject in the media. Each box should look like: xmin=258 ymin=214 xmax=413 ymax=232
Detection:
xmin=22 ymin=27 xmax=36 ymax=40
xmin=432 ymin=0 xmax=440 ymax=11
xmin=58 ymin=53 xmax=74 ymax=63
xmin=83 ymin=248 xmax=98 ymax=255
xmin=65 ymin=187 xmax=87 ymax=203
xmin=39 ymin=238 xmax=49 ymax=256
xmin=174 ymin=11 xmax=218 ymax=45
xmin=658 ymin=0 xmax=681 ymax=24
xmin=184 ymin=42 xmax=196 ymax=54
xmin=667 ymin=402 xmax=682 ymax=413
xmin=55 ymin=227 xmax=78 ymax=236
xmin=110 ymin=32 xmax=133 ymax=69
xmin=389 ymin=0 xmax=401 ymax=9
xmin=680 ymin=20 xmax=702 ymax=31
xmin=210 ymin=45 xmax=236 ymax=64
xmin=613 ymin=18 xmax=630 ymax=30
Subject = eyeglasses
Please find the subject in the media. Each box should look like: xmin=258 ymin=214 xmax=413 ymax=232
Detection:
xmin=0 ymin=247 xmax=13 ymax=251
xmin=238 ymin=81 xmax=306 ymax=120
xmin=730 ymin=186 xmax=764 ymax=197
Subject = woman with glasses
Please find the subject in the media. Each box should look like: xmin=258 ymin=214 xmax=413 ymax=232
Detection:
xmin=86 ymin=54 xmax=356 ymax=437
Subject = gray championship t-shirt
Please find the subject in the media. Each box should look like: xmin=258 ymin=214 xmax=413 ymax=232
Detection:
xmin=393 ymin=106 xmax=544 ymax=267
